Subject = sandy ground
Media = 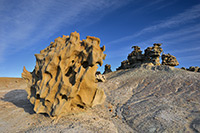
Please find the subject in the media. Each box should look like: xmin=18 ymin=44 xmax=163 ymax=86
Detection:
xmin=0 ymin=78 xmax=131 ymax=133
xmin=0 ymin=66 xmax=200 ymax=132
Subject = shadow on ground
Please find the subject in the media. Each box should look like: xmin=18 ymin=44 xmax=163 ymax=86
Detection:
xmin=2 ymin=89 xmax=35 ymax=114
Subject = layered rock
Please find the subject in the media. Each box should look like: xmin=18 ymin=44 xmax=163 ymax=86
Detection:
xmin=103 ymin=64 xmax=112 ymax=74
xmin=22 ymin=31 xmax=106 ymax=118
xmin=162 ymin=53 xmax=179 ymax=66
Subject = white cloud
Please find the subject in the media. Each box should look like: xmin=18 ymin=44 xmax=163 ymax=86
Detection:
xmin=108 ymin=3 xmax=200 ymax=45
xmin=135 ymin=23 xmax=200 ymax=46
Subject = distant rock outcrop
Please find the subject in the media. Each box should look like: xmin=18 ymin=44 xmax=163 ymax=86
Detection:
xmin=117 ymin=43 xmax=179 ymax=70
xmin=181 ymin=67 xmax=186 ymax=70
xmin=162 ymin=53 xmax=179 ymax=66
xmin=22 ymin=31 xmax=106 ymax=119
xmin=103 ymin=64 xmax=112 ymax=74
xmin=189 ymin=66 xmax=199 ymax=72
xmin=182 ymin=66 xmax=200 ymax=73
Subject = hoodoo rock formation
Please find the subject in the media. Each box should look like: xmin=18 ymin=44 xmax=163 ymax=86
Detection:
xmin=103 ymin=64 xmax=112 ymax=74
xmin=162 ymin=53 xmax=179 ymax=66
xmin=117 ymin=43 xmax=179 ymax=70
xmin=22 ymin=31 xmax=106 ymax=119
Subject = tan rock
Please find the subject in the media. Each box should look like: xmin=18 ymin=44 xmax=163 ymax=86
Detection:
xmin=144 ymin=47 xmax=152 ymax=63
xmin=103 ymin=64 xmax=112 ymax=74
xmin=117 ymin=43 xmax=165 ymax=70
xmin=149 ymin=43 xmax=163 ymax=65
xmin=22 ymin=31 xmax=106 ymax=119
xmin=128 ymin=46 xmax=143 ymax=64
xmin=161 ymin=53 xmax=179 ymax=66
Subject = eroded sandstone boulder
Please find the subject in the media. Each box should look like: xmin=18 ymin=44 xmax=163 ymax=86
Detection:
xmin=22 ymin=31 xmax=106 ymax=118
xmin=161 ymin=53 xmax=179 ymax=66
xmin=103 ymin=64 xmax=112 ymax=74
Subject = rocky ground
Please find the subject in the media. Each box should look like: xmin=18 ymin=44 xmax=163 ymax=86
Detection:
xmin=0 ymin=65 xmax=200 ymax=133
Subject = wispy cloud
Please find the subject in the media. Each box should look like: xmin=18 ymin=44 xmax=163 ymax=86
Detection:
xmin=178 ymin=54 xmax=200 ymax=61
xmin=0 ymin=0 xmax=131 ymax=63
xmin=131 ymin=0 xmax=176 ymax=14
xmin=173 ymin=47 xmax=200 ymax=54
xmin=108 ymin=3 xmax=200 ymax=45
xmin=135 ymin=23 xmax=200 ymax=45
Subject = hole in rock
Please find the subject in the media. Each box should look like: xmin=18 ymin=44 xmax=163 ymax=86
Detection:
xmin=65 ymin=67 xmax=73 ymax=77
xmin=36 ymin=94 xmax=40 ymax=99
xmin=61 ymin=95 xmax=68 ymax=100
xmin=82 ymin=61 xmax=89 ymax=68
xmin=77 ymin=104 xmax=84 ymax=109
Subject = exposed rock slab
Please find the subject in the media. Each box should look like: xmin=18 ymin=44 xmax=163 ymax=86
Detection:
xmin=99 ymin=65 xmax=200 ymax=132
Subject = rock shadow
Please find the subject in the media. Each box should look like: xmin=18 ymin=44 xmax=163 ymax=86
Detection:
xmin=2 ymin=89 xmax=34 ymax=114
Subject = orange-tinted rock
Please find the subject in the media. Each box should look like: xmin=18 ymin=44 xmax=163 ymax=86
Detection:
xmin=22 ymin=32 xmax=106 ymax=119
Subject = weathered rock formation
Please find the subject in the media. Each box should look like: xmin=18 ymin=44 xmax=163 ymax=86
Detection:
xmin=181 ymin=66 xmax=200 ymax=73
xmin=95 ymin=71 xmax=106 ymax=82
xmin=162 ymin=53 xmax=179 ymax=66
xmin=181 ymin=67 xmax=186 ymax=70
xmin=189 ymin=66 xmax=199 ymax=72
xmin=103 ymin=64 xmax=112 ymax=74
xmin=150 ymin=43 xmax=163 ymax=65
xmin=22 ymin=31 xmax=106 ymax=118
xmin=117 ymin=43 xmax=179 ymax=70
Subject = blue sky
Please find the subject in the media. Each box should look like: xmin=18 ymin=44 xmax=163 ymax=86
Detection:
xmin=0 ymin=0 xmax=200 ymax=77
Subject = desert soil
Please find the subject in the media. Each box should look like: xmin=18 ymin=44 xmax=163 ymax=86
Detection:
xmin=0 ymin=65 xmax=200 ymax=133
